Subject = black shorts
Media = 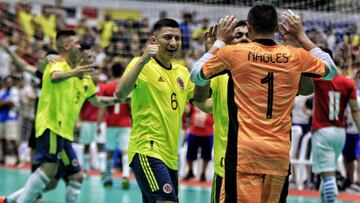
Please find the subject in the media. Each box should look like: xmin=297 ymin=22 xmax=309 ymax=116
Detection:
xmin=186 ymin=133 xmax=213 ymax=161
xmin=34 ymin=129 xmax=81 ymax=180
xmin=28 ymin=120 xmax=36 ymax=149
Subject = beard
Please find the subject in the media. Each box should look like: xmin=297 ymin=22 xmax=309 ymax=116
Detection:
xmin=68 ymin=48 xmax=81 ymax=66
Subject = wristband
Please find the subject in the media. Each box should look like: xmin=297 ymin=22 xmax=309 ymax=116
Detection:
xmin=213 ymin=40 xmax=226 ymax=49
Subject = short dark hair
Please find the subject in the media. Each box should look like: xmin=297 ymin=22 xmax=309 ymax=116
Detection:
xmin=247 ymin=4 xmax=278 ymax=35
xmin=235 ymin=20 xmax=247 ymax=28
xmin=152 ymin=18 xmax=179 ymax=33
xmin=320 ymin=47 xmax=333 ymax=59
xmin=45 ymin=50 xmax=58 ymax=56
xmin=112 ymin=63 xmax=125 ymax=78
xmin=56 ymin=30 xmax=76 ymax=51
xmin=56 ymin=30 xmax=76 ymax=41
xmin=80 ymin=43 xmax=92 ymax=51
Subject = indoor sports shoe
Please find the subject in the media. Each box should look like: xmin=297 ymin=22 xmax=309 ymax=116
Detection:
xmin=121 ymin=178 xmax=130 ymax=190
xmin=184 ymin=171 xmax=195 ymax=180
xmin=349 ymin=183 xmax=360 ymax=192
xmin=83 ymin=170 xmax=89 ymax=179
xmin=35 ymin=194 xmax=43 ymax=203
xmin=200 ymin=173 xmax=207 ymax=182
xmin=103 ymin=178 xmax=113 ymax=188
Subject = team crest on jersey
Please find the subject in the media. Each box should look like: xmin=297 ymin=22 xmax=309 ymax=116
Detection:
xmin=177 ymin=77 xmax=185 ymax=89
xmin=84 ymin=85 xmax=88 ymax=92
xmin=72 ymin=159 xmax=79 ymax=167
xmin=163 ymin=183 xmax=172 ymax=194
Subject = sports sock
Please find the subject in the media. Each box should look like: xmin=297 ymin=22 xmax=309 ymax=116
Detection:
xmin=82 ymin=154 xmax=90 ymax=172
xmin=6 ymin=188 xmax=24 ymax=202
xmin=65 ymin=181 xmax=82 ymax=203
xmin=98 ymin=152 xmax=106 ymax=172
xmin=323 ymin=176 xmax=337 ymax=203
xmin=122 ymin=155 xmax=130 ymax=178
xmin=105 ymin=159 xmax=112 ymax=178
xmin=17 ymin=168 xmax=50 ymax=203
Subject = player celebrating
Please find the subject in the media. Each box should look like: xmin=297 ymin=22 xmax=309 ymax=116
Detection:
xmin=191 ymin=5 xmax=337 ymax=202
xmin=0 ymin=40 xmax=94 ymax=203
xmin=10 ymin=30 xmax=121 ymax=203
xmin=199 ymin=20 xmax=251 ymax=203
xmin=115 ymin=18 xmax=194 ymax=203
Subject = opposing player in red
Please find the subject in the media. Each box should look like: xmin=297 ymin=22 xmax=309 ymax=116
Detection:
xmin=310 ymin=49 xmax=360 ymax=202
xmin=184 ymin=104 xmax=213 ymax=182
xmin=99 ymin=63 xmax=132 ymax=189
xmin=78 ymin=71 xmax=107 ymax=176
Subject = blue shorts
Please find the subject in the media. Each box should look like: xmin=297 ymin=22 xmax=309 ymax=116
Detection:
xmin=130 ymin=153 xmax=178 ymax=202
xmin=343 ymin=133 xmax=359 ymax=162
xmin=34 ymin=129 xmax=80 ymax=180
xmin=186 ymin=133 xmax=213 ymax=161
xmin=356 ymin=137 xmax=360 ymax=159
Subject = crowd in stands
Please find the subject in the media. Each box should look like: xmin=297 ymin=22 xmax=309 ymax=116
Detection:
xmin=0 ymin=1 xmax=360 ymax=193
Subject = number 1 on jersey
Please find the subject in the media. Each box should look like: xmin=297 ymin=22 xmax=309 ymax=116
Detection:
xmin=261 ymin=72 xmax=274 ymax=119
xmin=328 ymin=91 xmax=340 ymax=120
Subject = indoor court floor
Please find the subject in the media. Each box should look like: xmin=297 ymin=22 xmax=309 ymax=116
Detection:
xmin=1 ymin=167 xmax=359 ymax=203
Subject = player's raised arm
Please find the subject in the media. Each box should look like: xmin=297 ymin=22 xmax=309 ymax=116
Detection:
xmin=0 ymin=39 xmax=39 ymax=75
xmin=279 ymin=25 xmax=315 ymax=95
xmin=191 ymin=15 xmax=237 ymax=105
xmin=281 ymin=11 xmax=337 ymax=80
xmin=115 ymin=43 xmax=159 ymax=100
xmin=192 ymin=25 xmax=217 ymax=102
xmin=50 ymin=63 xmax=95 ymax=82
xmin=87 ymin=95 xmax=122 ymax=107
xmin=190 ymin=15 xmax=237 ymax=86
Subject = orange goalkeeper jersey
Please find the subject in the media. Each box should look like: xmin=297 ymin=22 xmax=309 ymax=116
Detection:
xmin=203 ymin=39 xmax=326 ymax=176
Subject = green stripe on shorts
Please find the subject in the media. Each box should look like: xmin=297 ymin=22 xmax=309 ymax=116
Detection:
xmin=139 ymin=154 xmax=159 ymax=192
xmin=60 ymin=150 xmax=70 ymax=166
xmin=49 ymin=131 xmax=57 ymax=154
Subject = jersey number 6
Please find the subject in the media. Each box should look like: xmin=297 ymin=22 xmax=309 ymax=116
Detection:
xmin=171 ymin=92 xmax=178 ymax=110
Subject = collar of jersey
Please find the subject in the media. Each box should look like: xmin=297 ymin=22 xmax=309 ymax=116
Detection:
xmin=253 ymin=39 xmax=277 ymax=46
xmin=153 ymin=57 xmax=172 ymax=70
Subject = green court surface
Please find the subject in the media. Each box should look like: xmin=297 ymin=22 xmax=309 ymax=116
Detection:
xmin=0 ymin=168 xmax=356 ymax=203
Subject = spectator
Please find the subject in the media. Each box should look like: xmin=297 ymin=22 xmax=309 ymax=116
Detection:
xmin=184 ymin=104 xmax=213 ymax=182
xmin=180 ymin=12 xmax=194 ymax=51
xmin=34 ymin=6 xmax=57 ymax=45
xmin=159 ymin=10 xmax=168 ymax=19
xmin=17 ymin=3 xmax=35 ymax=41
xmin=344 ymin=24 xmax=359 ymax=47
xmin=0 ymin=76 xmax=20 ymax=165
xmin=0 ymin=37 xmax=12 ymax=79
xmin=97 ymin=14 xmax=118 ymax=48
xmin=325 ymin=25 xmax=337 ymax=53
xmin=0 ymin=2 xmax=16 ymax=37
